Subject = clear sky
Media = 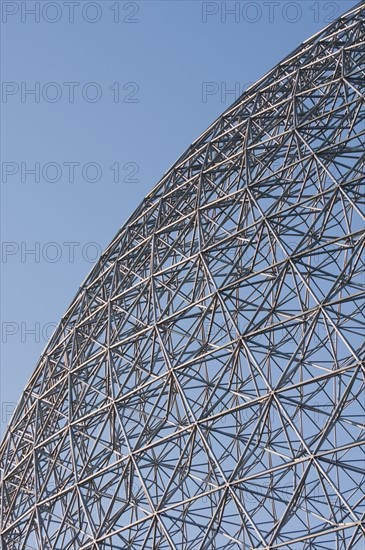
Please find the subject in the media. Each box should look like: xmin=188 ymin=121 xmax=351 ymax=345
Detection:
xmin=0 ymin=0 xmax=360 ymax=436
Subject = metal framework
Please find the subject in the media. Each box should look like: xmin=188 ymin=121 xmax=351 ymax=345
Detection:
xmin=1 ymin=3 xmax=365 ymax=549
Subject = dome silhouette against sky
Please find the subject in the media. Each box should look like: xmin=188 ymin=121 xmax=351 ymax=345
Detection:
xmin=1 ymin=2 xmax=364 ymax=548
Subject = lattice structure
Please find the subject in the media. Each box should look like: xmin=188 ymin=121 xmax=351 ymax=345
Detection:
xmin=1 ymin=3 xmax=365 ymax=549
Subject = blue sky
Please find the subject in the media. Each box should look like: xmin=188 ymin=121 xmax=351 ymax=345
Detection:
xmin=0 ymin=0 xmax=360 ymax=435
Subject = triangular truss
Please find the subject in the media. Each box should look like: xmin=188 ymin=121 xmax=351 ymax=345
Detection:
xmin=1 ymin=2 xmax=365 ymax=548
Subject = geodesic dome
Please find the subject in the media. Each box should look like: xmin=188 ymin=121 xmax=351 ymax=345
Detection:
xmin=1 ymin=2 xmax=365 ymax=549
